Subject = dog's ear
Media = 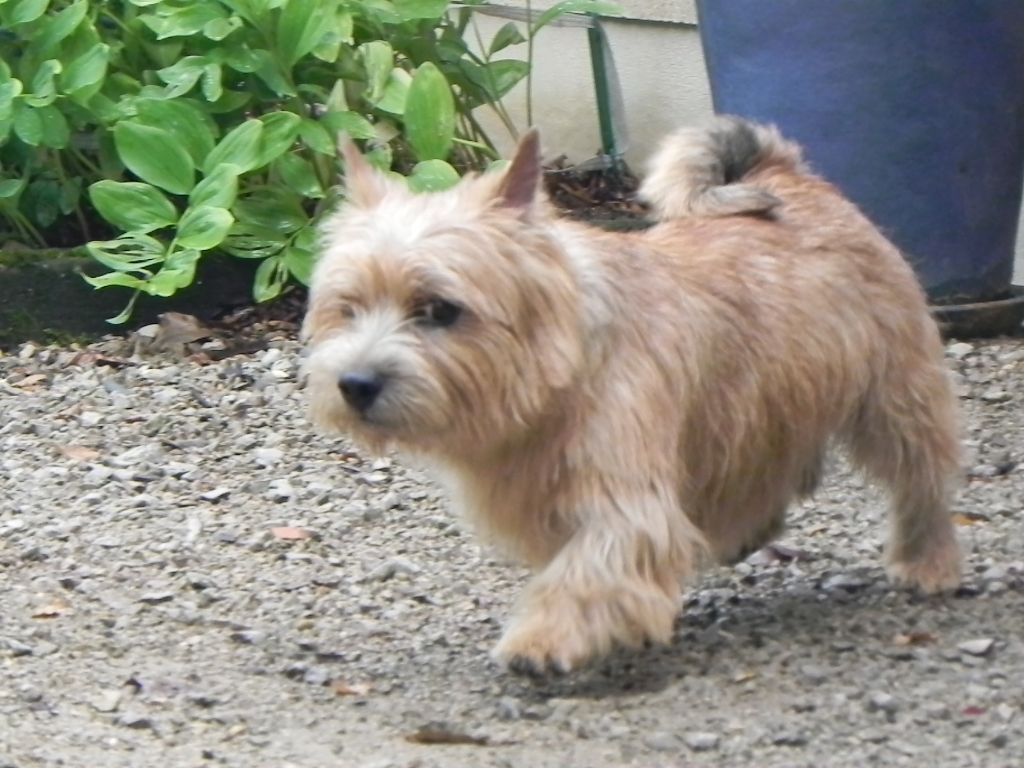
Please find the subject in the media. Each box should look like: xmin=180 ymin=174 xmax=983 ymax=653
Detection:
xmin=496 ymin=128 xmax=542 ymax=213
xmin=338 ymin=135 xmax=391 ymax=207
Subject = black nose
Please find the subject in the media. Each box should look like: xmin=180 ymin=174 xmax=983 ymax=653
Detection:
xmin=338 ymin=371 xmax=385 ymax=412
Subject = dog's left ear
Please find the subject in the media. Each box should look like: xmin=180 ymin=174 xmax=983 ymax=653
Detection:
xmin=496 ymin=128 xmax=542 ymax=214
xmin=338 ymin=135 xmax=392 ymax=207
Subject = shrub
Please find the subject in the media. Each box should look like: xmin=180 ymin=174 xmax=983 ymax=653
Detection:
xmin=0 ymin=0 xmax=617 ymax=321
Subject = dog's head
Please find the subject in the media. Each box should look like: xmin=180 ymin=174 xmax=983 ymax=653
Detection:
xmin=303 ymin=132 xmax=584 ymax=456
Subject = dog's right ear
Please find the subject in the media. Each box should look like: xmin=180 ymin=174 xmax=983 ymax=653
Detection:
xmin=496 ymin=128 xmax=542 ymax=214
xmin=338 ymin=135 xmax=391 ymax=207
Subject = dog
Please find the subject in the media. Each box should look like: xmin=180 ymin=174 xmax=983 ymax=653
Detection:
xmin=303 ymin=117 xmax=962 ymax=674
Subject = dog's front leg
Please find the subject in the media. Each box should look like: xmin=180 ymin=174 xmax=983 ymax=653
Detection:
xmin=492 ymin=503 xmax=704 ymax=674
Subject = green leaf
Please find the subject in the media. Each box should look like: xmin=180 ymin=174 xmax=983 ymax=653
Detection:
xmin=488 ymin=22 xmax=526 ymax=55
xmin=393 ymin=0 xmax=447 ymax=20
xmin=37 ymin=104 xmax=70 ymax=148
xmin=404 ymin=62 xmax=455 ymax=161
xmin=253 ymin=254 xmax=288 ymax=302
xmin=114 ymin=122 xmax=196 ymax=195
xmin=203 ymin=16 xmax=242 ymax=41
xmin=250 ymin=49 xmax=295 ymax=96
xmin=60 ymin=43 xmax=110 ymax=98
xmin=83 ymin=272 xmax=152 ymax=290
xmin=374 ymin=68 xmax=410 ymax=115
xmin=283 ymin=243 xmax=315 ymax=285
xmin=298 ymin=118 xmax=334 ymax=155
xmin=532 ymin=0 xmax=621 ymax=34
xmin=148 ymin=249 xmax=201 ymax=296
xmin=157 ymin=56 xmax=206 ymax=98
xmin=0 ymin=178 xmax=27 ymax=199
xmin=86 ymin=233 xmax=166 ymax=272
xmin=234 ymin=187 xmax=306 ymax=233
xmin=25 ymin=60 xmax=61 ymax=107
xmin=89 ymin=180 xmax=178 ymax=233
xmin=464 ymin=59 xmax=528 ymax=102
xmin=0 ymin=80 xmax=23 ymax=122
xmin=32 ymin=0 xmax=86 ymax=55
xmin=190 ymin=164 xmax=240 ymax=208
xmin=4 ymin=0 xmax=50 ymax=25
xmin=222 ymin=222 xmax=287 ymax=259
xmin=203 ymin=119 xmax=263 ymax=174
xmin=322 ymin=110 xmax=375 ymax=140
xmin=13 ymin=103 xmax=43 ymax=146
xmin=23 ymin=179 xmax=61 ymax=227
xmin=335 ymin=10 xmax=354 ymax=43
xmin=134 ymin=98 xmax=217 ymax=166
xmin=176 ymin=206 xmax=234 ymax=250
xmin=406 ymin=159 xmax=460 ymax=193
xmin=359 ymin=41 xmax=393 ymax=103
xmin=201 ymin=62 xmax=223 ymax=101
xmin=255 ymin=111 xmax=301 ymax=169
xmin=141 ymin=4 xmax=228 ymax=39
xmin=105 ymin=291 xmax=142 ymax=325
xmin=276 ymin=153 xmax=324 ymax=198
xmin=277 ymin=0 xmax=339 ymax=66
xmin=58 ymin=177 xmax=81 ymax=214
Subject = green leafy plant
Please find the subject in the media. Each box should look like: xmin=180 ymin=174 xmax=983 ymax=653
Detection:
xmin=0 ymin=0 xmax=619 ymax=321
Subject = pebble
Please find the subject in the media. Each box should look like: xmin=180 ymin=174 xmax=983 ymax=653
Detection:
xmin=117 ymin=711 xmax=155 ymax=730
xmin=253 ymin=447 xmax=284 ymax=467
xmin=958 ymin=638 xmax=995 ymax=657
xmin=822 ymin=573 xmax=869 ymax=592
xmin=980 ymin=387 xmax=1010 ymax=403
xmin=201 ymin=487 xmax=231 ymax=502
xmin=495 ymin=697 xmax=522 ymax=721
xmin=3 ymin=637 xmax=34 ymax=657
xmin=947 ymin=342 xmax=974 ymax=359
xmin=867 ymin=692 xmax=899 ymax=714
xmin=365 ymin=558 xmax=421 ymax=582
xmin=643 ymin=731 xmax=680 ymax=752
xmin=684 ymin=731 xmax=720 ymax=751
xmin=771 ymin=731 xmax=808 ymax=747
xmin=88 ymin=689 xmax=123 ymax=713
xmin=266 ymin=478 xmax=295 ymax=502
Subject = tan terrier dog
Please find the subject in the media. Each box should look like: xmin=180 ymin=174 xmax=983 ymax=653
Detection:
xmin=303 ymin=117 xmax=962 ymax=674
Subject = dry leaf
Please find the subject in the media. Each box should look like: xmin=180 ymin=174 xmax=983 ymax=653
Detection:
xmin=15 ymin=373 xmax=47 ymax=388
xmin=893 ymin=631 xmax=937 ymax=647
xmin=69 ymin=351 xmax=128 ymax=368
xmin=952 ymin=512 xmax=987 ymax=527
xmin=330 ymin=680 xmax=372 ymax=697
xmin=58 ymin=445 xmax=101 ymax=462
xmin=271 ymin=526 xmax=312 ymax=541
xmin=156 ymin=312 xmax=214 ymax=346
xmin=731 ymin=670 xmax=758 ymax=684
xmin=406 ymin=723 xmax=489 ymax=746
xmin=32 ymin=597 xmax=71 ymax=619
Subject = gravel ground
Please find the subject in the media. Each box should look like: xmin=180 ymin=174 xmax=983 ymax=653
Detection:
xmin=1 ymin=328 xmax=1023 ymax=768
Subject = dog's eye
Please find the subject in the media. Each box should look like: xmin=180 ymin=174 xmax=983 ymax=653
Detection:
xmin=339 ymin=303 xmax=355 ymax=320
xmin=414 ymin=298 xmax=462 ymax=328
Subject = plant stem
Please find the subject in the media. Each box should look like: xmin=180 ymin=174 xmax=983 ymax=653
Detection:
xmin=525 ymin=0 xmax=534 ymax=127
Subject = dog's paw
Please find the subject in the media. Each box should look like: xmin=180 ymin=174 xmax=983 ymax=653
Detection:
xmin=887 ymin=540 xmax=962 ymax=594
xmin=491 ymin=612 xmax=595 ymax=676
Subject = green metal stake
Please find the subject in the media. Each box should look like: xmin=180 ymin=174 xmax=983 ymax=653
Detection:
xmin=587 ymin=17 xmax=622 ymax=174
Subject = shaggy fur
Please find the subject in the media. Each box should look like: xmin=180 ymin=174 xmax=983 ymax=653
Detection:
xmin=303 ymin=117 xmax=962 ymax=674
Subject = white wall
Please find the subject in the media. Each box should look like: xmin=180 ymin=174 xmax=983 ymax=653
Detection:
xmin=474 ymin=3 xmax=1024 ymax=282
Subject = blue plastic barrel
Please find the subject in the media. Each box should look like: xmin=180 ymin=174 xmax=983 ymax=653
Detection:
xmin=696 ymin=0 xmax=1024 ymax=303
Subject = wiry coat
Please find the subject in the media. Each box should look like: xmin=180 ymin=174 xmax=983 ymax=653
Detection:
xmin=304 ymin=118 xmax=962 ymax=673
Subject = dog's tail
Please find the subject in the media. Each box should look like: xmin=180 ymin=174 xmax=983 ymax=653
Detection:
xmin=638 ymin=116 xmax=806 ymax=220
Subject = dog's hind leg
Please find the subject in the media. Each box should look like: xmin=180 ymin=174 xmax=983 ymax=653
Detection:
xmin=844 ymin=350 xmax=962 ymax=593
